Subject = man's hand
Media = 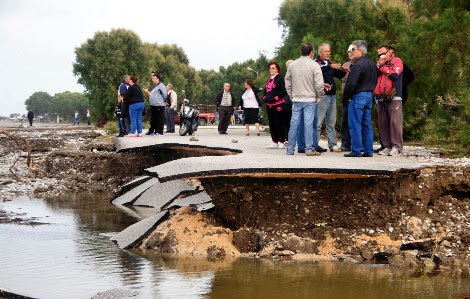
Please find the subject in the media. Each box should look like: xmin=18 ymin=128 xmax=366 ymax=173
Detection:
xmin=324 ymin=83 xmax=332 ymax=92
xmin=331 ymin=63 xmax=342 ymax=69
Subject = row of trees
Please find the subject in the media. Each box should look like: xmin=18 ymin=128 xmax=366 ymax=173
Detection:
xmin=29 ymin=0 xmax=468 ymax=148
xmin=25 ymin=91 xmax=90 ymax=122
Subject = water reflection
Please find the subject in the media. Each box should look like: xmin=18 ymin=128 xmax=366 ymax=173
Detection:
xmin=0 ymin=194 xmax=469 ymax=299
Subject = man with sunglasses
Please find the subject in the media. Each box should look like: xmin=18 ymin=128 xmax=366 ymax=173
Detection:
xmin=343 ymin=40 xmax=377 ymax=157
xmin=374 ymin=45 xmax=404 ymax=157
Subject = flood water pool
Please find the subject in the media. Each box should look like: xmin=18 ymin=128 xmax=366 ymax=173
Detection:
xmin=0 ymin=193 xmax=469 ymax=299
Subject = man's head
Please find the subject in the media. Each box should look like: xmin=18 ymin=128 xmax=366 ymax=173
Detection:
xmin=347 ymin=44 xmax=356 ymax=61
xmin=123 ymin=75 xmax=130 ymax=84
xmin=223 ymin=83 xmax=231 ymax=92
xmin=151 ymin=72 xmax=161 ymax=84
xmin=318 ymin=43 xmax=331 ymax=60
xmin=351 ymin=40 xmax=368 ymax=59
xmin=167 ymin=83 xmax=173 ymax=92
xmin=377 ymin=45 xmax=393 ymax=62
xmin=301 ymin=43 xmax=314 ymax=58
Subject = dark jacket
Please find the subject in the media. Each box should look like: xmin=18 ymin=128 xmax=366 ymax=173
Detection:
xmin=315 ymin=56 xmax=346 ymax=95
xmin=120 ymin=101 xmax=129 ymax=118
xmin=238 ymin=86 xmax=262 ymax=108
xmin=263 ymin=74 xmax=287 ymax=105
xmin=124 ymin=84 xmax=144 ymax=105
xmin=343 ymin=56 xmax=377 ymax=100
xmin=215 ymin=90 xmax=236 ymax=107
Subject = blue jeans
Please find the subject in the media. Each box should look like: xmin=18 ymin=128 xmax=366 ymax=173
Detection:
xmin=117 ymin=118 xmax=124 ymax=135
xmin=316 ymin=95 xmax=337 ymax=148
xmin=129 ymin=102 xmax=145 ymax=134
xmin=297 ymin=105 xmax=319 ymax=151
xmin=287 ymin=102 xmax=316 ymax=154
xmin=348 ymin=92 xmax=374 ymax=155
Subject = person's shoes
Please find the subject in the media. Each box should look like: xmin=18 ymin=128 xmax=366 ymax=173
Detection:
xmin=340 ymin=147 xmax=351 ymax=152
xmin=126 ymin=134 xmax=137 ymax=137
xmin=278 ymin=143 xmax=286 ymax=149
xmin=246 ymin=133 xmax=250 ymax=136
xmin=145 ymin=131 xmax=153 ymax=135
xmin=329 ymin=145 xmax=342 ymax=152
xmin=117 ymin=134 xmax=125 ymax=137
xmin=378 ymin=148 xmax=391 ymax=156
xmin=286 ymin=151 xmax=294 ymax=155
xmin=388 ymin=147 xmax=402 ymax=156
xmin=362 ymin=153 xmax=374 ymax=157
xmin=257 ymin=132 xmax=260 ymax=136
xmin=315 ymin=146 xmax=327 ymax=153
xmin=219 ymin=131 xmax=228 ymax=134
xmin=266 ymin=143 xmax=279 ymax=149
xmin=344 ymin=153 xmax=362 ymax=157
xmin=298 ymin=149 xmax=305 ymax=153
xmin=137 ymin=133 xmax=143 ymax=137
xmin=306 ymin=150 xmax=321 ymax=156
xmin=374 ymin=145 xmax=385 ymax=153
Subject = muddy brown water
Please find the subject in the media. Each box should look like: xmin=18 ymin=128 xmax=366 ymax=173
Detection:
xmin=0 ymin=193 xmax=469 ymax=299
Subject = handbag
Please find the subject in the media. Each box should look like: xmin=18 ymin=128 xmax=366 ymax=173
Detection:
xmin=383 ymin=71 xmax=396 ymax=101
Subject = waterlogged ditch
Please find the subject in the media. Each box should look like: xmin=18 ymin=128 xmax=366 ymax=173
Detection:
xmin=1 ymin=126 xmax=470 ymax=298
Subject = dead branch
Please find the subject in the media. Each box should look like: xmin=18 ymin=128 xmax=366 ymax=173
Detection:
xmin=0 ymin=130 xmax=46 ymax=174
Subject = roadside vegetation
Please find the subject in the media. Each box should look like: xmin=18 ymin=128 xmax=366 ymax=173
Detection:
xmin=24 ymin=0 xmax=468 ymax=153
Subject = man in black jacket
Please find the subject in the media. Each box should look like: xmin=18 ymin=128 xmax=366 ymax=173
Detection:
xmin=343 ymin=40 xmax=378 ymax=157
xmin=215 ymin=83 xmax=236 ymax=134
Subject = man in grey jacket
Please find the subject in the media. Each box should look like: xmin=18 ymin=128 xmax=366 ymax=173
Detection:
xmin=144 ymin=72 xmax=167 ymax=135
xmin=285 ymin=43 xmax=325 ymax=156
xmin=165 ymin=84 xmax=177 ymax=133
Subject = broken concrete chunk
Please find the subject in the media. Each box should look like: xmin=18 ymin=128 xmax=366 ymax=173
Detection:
xmin=133 ymin=180 xmax=195 ymax=208
xmin=110 ymin=176 xmax=152 ymax=201
xmin=193 ymin=201 xmax=215 ymax=212
xmin=165 ymin=191 xmax=213 ymax=210
xmin=111 ymin=210 xmax=168 ymax=249
xmin=111 ymin=178 xmax=159 ymax=205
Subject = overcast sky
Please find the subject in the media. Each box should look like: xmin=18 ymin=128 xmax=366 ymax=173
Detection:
xmin=0 ymin=0 xmax=284 ymax=116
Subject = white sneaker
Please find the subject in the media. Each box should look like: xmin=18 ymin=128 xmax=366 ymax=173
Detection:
xmin=388 ymin=147 xmax=402 ymax=156
xmin=378 ymin=148 xmax=391 ymax=155
xmin=278 ymin=143 xmax=286 ymax=149
xmin=266 ymin=143 xmax=279 ymax=149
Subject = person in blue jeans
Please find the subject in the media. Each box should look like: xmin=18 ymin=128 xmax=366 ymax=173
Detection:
xmin=124 ymin=76 xmax=145 ymax=137
xmin=342 ymin=40 xmax=378 ymax=157
xmin=297 ymin=109 xmax=319 ymax=153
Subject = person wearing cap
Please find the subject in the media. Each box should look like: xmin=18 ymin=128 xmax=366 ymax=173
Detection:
xmin=165 ymin=84 xmax=177 ymax=133
xmin=339 ymin=44 xmax=357 ymax=152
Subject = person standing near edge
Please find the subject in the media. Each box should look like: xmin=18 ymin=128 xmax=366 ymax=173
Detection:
xmin=124 ymin=76 xmax=145 ymax=137
xmin=215 ymin=83 xmax=236 ymax=134
xmin=165 ymin=84 xmax=177 ymax=133
xmin=374 ymin=45 xmax=404 ymax=156
xmin=285 ymin=43 xmax=325 ymax=156
xmin=27 ymin=111 xmax=34 ymax=127
xmin=314 ymin=43 xmax=346 ymax=152
xmin=144 ymin=72 xmax=167 ymax=136
xmin=238 ymin=79 xmax=262 ymax=136
xmin=339 ymin=44 xmax=357 ymax=152
xmin=343 ymin=40 xmax=377 ymax=157
xmin=263 ymin=61 xmax=289 ymax=149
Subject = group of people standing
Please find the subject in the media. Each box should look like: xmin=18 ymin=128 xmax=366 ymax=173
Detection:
xmin=217 ymin=41 xmax=408 ymax=157
xmin=115 ymin=72 xmax=177 ymax=137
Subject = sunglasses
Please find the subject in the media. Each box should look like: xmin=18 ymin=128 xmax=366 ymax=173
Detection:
xmin=347 ymin=48 xmax=357 ymax=53
xmin=378 ymin=53 xmax=387 ymax=57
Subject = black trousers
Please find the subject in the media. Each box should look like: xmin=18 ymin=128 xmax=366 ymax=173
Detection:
xmin=267 ymin=103 xmax=287 ymax=143
xmin=218 ymin=106 xmax=233 ymax=133
xmin=340 ymin=102 xmax=351 ymax=149
xmin=149 ymin=106 xmax=165 ymax=134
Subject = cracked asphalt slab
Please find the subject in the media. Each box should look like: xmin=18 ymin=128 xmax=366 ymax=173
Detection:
xmin=115 ymin=126 xmax=458 ymax=181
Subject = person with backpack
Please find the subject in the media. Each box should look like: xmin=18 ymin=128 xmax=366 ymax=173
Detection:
xmin=144 ymin=72 xmax=167 ymax=136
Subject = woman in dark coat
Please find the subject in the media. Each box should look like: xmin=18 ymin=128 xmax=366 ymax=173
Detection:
xmin=263 ymin=61 xmax=288 ymax=149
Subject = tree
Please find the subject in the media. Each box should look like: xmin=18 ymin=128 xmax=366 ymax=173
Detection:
xmin=48 ymin=92 xmax=90 ymax=122
xmin=73 ymin=29 xmax=148 ymax=120
xmin=24 ymin=92 xmax=52 ymax=115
